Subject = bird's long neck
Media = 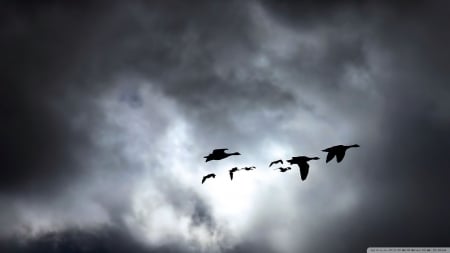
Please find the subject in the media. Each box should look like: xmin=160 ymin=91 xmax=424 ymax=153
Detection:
xmin=349 ymin=144 xmax=359 ymax=148
xmin=229 ymin=152 xmax=239 ymax=155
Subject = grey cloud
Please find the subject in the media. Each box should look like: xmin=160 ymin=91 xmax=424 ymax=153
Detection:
xmin=0 ymin=1 xmax=104 ymax=194
xmin=1 ymin=1 xmax=450 ymax=253
xmin=269 ymin=1 xmax=450 ymax=252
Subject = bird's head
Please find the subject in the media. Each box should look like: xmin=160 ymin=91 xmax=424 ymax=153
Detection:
xmin=351 ymin=144 xmax=360 ymax=148
xmin=310 ymin=157 xmax=320 ymax=160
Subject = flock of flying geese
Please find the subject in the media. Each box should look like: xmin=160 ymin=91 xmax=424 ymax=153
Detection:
xmin=201 ymin=144 xmax=360 ymax=184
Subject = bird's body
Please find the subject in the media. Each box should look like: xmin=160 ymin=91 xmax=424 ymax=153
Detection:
xmin=322 ymin=144 xmax=360 ymax=163
xmin=242 ymin=166 xmax=256 ymax=171
xmin=204 ymin=148 xmax=241 ymax=162
xmin=287 ymin=156 xmax=320 ymax=181
xmin=202 ymin=173 xmax=216 ymax=184
xmin=229 ymin=167 xmax=240 ymax=180
xmin=274 ymin=166 xmax=291 ymax=172
xmin=269 ymin=160 xmax=283 ymax=167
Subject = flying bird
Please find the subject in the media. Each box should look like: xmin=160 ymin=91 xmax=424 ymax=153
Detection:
xmin=242 ymin=166 xmax=256 ymax=171
xmin=229 ymin=167 xmax=240 ymax=181
xmin=322 ymin=144 xmax=360 ymax=163
xmin=204 ymin=148 xmax=241 ymax=162
xmin=269 ymin=159 xmax=283 ymax=167
xmin=287 ymin=156 xmax=320 ymax=181
xmin=274 ymin=166 xmax=291 ymax=172
xmin=202 ymin=173 xmax=216 ymax=184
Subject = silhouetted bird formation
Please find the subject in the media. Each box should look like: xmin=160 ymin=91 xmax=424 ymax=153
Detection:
xmin=204 ymin=148 xmax=241 ymax=162
xmin=322 ymin=144 xmax=360 ymax=163
xmin=274 ymin=166 xmax=291 ymax=172
xmin=269 ymin=160 xmax=283 ymax=167
xmin=201 ymin=144 xmax=359 ymax=183
xmin=229 ymin=167 xmax=240 ymax=181
xmin=202 ymin=173 xmax=216 ymax=184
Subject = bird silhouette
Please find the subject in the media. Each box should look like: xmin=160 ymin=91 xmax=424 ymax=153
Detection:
xmin=242 ymin=166 xmax=256 ymax=171
xmin=274 ymin=166 xmax=291 ymax=172
xmin=204 ymin=148 xmax=241 ymax=162
xmin=269 ymin=160 xmax=283 ymax=167
xmin=202 ymin=173 xmax=216 ymax=184
xmin=229 ymin=167 xmax=240 ymax=180
xmin=286 ymin=156 xmax=320 ymax=181
xmin=322 ymin=144 xmax=360 ymax=163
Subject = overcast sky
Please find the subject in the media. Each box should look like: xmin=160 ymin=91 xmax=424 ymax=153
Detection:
xmin=1 ymin=1 xmax=450 ymax=252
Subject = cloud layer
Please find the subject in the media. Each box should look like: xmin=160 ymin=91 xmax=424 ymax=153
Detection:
xmin=1 ymin=1 xmax=449 ymax=252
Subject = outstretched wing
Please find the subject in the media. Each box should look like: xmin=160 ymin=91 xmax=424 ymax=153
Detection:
xmin=213 ymin=148 xmax=228 ymax=154
xmin=229 ymin=171 xmax=233 ymax=180
xmin=202 ymin=176 xmax=207 ymax=184
xmin=298 ymin=162 xmax=309 ymax=181
xmin=269 ymin=160 xmax=282 ymax=167
xmin=325 ymin=151 xmax=335 ymax=163
xmin=335 ymin=150 xmax=346 ymax=163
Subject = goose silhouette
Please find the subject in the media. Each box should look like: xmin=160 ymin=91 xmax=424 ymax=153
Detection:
xmin=274 ymin=166 xmax=291 ymax=172
xmin=269 ymin=160 xmax=283 ymax=167
xmin=242 ymin=166 xmax=256 ymax=171
xmin=322 ymin=144 xmax=360 ymax=163
xmin=204 ymin=148 xmax=241 ymax=162
xmin=287 ymin=156 xmax=319 ymax=181
xmin=229 ymin=167 xmax=240 ymax=181
xmin=202 ymin=173 xmax=216 ymax=184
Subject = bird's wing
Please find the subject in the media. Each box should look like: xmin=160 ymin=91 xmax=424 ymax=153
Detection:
xmin=325 ymin=152 xmax=335 ymax=163
xmin=298 ymin=162 xmax=309 ymax=181
xmin=336 ymin=150 xmax=346 ymax=163
xmin=270 ymin=160 xmax=282 ymax=167
xmin=229 ymin=171 xmax=233 ymax=180
xmin=202 ymin=176 xmax=206 ymax=184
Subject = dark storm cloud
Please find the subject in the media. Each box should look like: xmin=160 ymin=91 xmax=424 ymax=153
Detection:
xmin=0 ymin=226 xmax=277 ymax=253
xmin=0 ymin=226 xmax=183 ymax=253
xmin=2 ymin=0 xmax=450 ymax=253
xmin=259 ymin=0 xmax=368 ymax=85
xmin=0 ymin=1 xmax=110 ymax=194
xmin=258 ymin=1 xmax=450 ymax=252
